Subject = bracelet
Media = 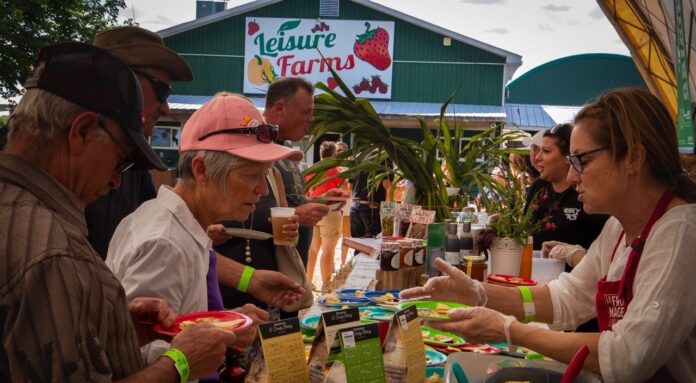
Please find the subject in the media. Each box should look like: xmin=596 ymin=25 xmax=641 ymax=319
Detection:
xmin=517 ymin=285 xmax=535 ymax=323
xmin=162 ymin=348 xmax=189 ymax=383
xmin=237 ymin=265 xmax=255 ymax=293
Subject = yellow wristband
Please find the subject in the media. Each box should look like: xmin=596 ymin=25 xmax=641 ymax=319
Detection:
xmin=162 ymin=348 xmax=189 ymax=383
xmin=517 ymin=285 xmax=535 ymax=323
xmin=237 ymin=265 xmax=255 ymax=293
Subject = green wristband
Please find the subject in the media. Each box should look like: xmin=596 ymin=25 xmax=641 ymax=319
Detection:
xmin=237 ymin=265 xmax=255 ymax=293
xmin=162 ymin=348 xmax=189 ymax=383
xmin=517 ymin=285 xmax=535 ymax=323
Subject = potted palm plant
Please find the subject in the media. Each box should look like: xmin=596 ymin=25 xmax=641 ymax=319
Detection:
xmin=304 ymin=65 xmax=521 ymax=221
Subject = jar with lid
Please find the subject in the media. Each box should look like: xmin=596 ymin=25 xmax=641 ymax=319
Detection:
xmin=458 ymin=255 xmax=488 ymax=282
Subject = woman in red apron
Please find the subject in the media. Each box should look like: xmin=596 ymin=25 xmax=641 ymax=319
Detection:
xmin=401 ymin=88 xmax=696 ymax=382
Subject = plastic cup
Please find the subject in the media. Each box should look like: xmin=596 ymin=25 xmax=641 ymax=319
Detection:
xmin=270 ymin=207 xmax=296 ymax=245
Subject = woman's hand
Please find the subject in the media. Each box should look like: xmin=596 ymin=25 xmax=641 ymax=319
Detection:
xmin=207 ymin=224 xmax=233 ymax=246
xmin=427 ymin=306 xmax=510 ymax=344
xmin=400 ymin=258 xmax=486 ymax=306
xmin=229 ymin=304 xmax=269 ymax=347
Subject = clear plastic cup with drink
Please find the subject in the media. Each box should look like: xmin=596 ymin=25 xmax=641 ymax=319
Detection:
xmin=270 ymin=207 xmax=296 ymax=246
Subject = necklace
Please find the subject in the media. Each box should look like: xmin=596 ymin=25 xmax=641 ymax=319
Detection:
xmin=241 ymin=214 xmax=254 ymax=264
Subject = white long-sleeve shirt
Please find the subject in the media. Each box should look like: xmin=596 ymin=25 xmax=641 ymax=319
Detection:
xmin=548 ymin=204 xmax=696 ymax=383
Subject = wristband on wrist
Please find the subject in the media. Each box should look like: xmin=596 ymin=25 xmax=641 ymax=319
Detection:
xmin=237 ymin=265 xmax=255 ymax=292
xmin=517 ymin=285 xmax=535 ymax=323
xmin=162 ymin=348 xmax=189 ymax=383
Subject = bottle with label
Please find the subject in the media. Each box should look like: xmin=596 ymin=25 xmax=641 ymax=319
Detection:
xmin=445 ymin=222 xmax=461 ymax=266
xmin=459 ymin=222 xmax=474 ymax=260
xmin=519 ymin=236 xmax=533 ymax=278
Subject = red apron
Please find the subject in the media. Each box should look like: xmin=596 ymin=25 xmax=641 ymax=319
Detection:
xmin=595 ymin=190 xmax=676 ymax=382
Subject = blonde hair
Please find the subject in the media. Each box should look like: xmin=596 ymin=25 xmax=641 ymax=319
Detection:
xmin=178 ymin=151 xmax=266 ymax=197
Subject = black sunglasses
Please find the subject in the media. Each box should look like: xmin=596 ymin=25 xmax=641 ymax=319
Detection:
xmin=566 ymin=147 xmax=606 ymax=173
xmin=97 ymin=117 xmax=135 ymax=173
xmin=197 ymin=124 xmax=279 ymax=144
xmin=132 ymin=68 xmax=171 ymax=103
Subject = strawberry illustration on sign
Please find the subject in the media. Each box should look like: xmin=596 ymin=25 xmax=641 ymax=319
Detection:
xmin=327 ymin=77 xmax=338 ymax=90
xmin=353 ymin=22 xmax=392 ymax=70
xmin=247 ymin=20 xmax=260 ymax=35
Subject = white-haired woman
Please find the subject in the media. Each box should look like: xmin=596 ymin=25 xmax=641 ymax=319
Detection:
xmin=106 ymin=93 xmax=305 ymax=363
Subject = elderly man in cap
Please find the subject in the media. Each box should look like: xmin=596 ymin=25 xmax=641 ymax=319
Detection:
xmin=0 ymin=42 xmax=234 ymax=382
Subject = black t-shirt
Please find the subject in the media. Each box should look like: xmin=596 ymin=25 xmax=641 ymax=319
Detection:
xmin=524 ymin=179 xmax=608 ymax=251
xmin=352 ymin=171 xmax=388 ymax=202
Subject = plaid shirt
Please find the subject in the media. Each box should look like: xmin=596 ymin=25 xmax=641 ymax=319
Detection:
xmin=0 ymin=153 xmax=143 ymax=382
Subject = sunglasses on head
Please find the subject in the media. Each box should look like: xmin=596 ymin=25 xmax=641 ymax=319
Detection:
xmin=197 ymin=124 xmax=279 ymax=144
xmin=132 ymin=68 xmax=171 ymax=103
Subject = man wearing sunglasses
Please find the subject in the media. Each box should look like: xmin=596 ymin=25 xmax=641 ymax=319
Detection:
xmin=84 ymin=25 xmax=190 ymax=260
xmin=0 ymin=42 xmax=235 ymax=382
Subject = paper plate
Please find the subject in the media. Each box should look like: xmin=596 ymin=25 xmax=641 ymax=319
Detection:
xmin=364 ymin=290 xmax=401 ymax=304
xmin=335 ymin=288 xmax=369 ymax=299
xmin=397 ymin=300 xmax=468 ymax=321
xmin=425 ymin=367 xmax=446 ymax=382
xmin=310 ymin=196 xmax=349 ymax=203
xmin=421 ymin=326 xmax=466 ymax=347
xmin=425 ymin=349 xmax=447 ymax=367
xmin=222 ymin=228 xmax=272 ymax=240
xmin=301 ymin=328 xmax=315 ymax=343
xmin=154 ymin=310 xmax=252 ymax=338
xmin=360 ymin=306 xmax=395 ymax=321
xmin=300 ymin=314 xmax=321 ymax=330
xmin=461 ymin=343 xmax=502 ymax=355
xmin=487 ymin=274 xmax=537 ymax=287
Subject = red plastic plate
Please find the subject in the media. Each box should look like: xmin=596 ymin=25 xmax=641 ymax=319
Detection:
xmin=154 ymin=310 xmax=253 ymax=338
xmin=487 ymin=274 xmax=537 ymax=286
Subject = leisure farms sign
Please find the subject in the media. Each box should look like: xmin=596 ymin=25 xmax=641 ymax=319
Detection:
xmin=243 ymin=17 xmax=395 ymax=99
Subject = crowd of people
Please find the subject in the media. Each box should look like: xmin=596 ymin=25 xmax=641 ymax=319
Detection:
xmin=1 ymin=22 xmax=694 ymax=383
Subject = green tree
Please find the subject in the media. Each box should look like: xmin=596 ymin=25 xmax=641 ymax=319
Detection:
xmin=0 ymin=0 xmax=127 ymax=101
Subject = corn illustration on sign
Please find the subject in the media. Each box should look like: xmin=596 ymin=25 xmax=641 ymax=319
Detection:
xmin=243 ymin=17 xmax=395 ymax=98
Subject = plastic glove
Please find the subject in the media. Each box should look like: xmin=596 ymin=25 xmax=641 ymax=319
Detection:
xmin=542 ymin=241 xmax=585 ymax=267
xmin=426 ymin=306 xmax=509 ymax=344
xmin=399 ymin=258 xmax=487 ymax=306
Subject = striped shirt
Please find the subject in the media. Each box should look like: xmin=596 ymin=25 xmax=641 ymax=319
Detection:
xmin=0 ymin=153 xmax=144 ymax=382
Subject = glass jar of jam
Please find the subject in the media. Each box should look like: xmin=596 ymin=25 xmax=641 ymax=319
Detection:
xmin=458 ymin=255 xmax=487 ymax=282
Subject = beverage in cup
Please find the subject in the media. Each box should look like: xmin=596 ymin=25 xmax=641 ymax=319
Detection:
xmin=270 ymin=207 xmax=296 ymax=245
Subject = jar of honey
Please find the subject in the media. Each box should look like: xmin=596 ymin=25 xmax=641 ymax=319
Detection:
xmin=459 ymin=255 xmax=487 ymax=282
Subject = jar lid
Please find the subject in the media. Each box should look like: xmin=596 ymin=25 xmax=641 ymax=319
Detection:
xmin=462 ymin=255 xmax=486 ymax=262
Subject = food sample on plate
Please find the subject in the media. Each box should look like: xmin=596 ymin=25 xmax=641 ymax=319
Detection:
xmin=373 ymin=292 xmax=398 ymax=303
xmin=354 ymin=289 xmax=365 ymax=298
xmin=425 ymin=373 xmax=444 ymax=383
xmin=417 ymin=303 xmax=451 ymax=319
xmin=323 ymin=294 xmax=340 ymax=304
xmin=179 ymin=317 xmax=245 ymax=331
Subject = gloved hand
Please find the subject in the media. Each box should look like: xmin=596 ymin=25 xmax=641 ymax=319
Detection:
xmin=400 ymin=258 xmax=487 ymax=306
xmin=541 ymin=241 xmax=586 ymax=267
xmin=426 ymin=306 xmax=511 ymax=344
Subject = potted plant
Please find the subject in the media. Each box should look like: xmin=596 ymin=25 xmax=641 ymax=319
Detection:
xmin=304 ymin=64 xmax=522 ymax=221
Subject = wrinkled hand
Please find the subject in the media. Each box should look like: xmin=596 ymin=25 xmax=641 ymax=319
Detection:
xmin=170 ymin=324 xmax=236 ymax=380
xmin=229 ymin=304 xmax=268 ymax=347
xmin=128 ymin=297 xmax=176 ymax=346
xmin=400 ymin=258 xmax=486 ymax=306
xmin=324 ymin=188 xmax=350 ymax=211
xmin=207 ymin=224 xmax=233 ymax=246
xmin=248 ymin=269 xmax=306 ymax=307
xmin=295 ymin=202 xmax=330 ymax=227
xmin=542 ymin=241 xmax=585 ymax=267
xmin=427 ymin=306 xmax=508 ymax=344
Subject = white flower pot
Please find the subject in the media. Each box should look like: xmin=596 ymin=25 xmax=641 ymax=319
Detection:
xmin=489 ymin=236 xmax=523 ymax=276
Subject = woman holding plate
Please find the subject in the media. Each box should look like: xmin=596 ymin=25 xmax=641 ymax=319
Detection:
xmin=106 ymin=93 xmax=306 ymax=363
xmin=402 ymin=88 xmax=696 ymax=382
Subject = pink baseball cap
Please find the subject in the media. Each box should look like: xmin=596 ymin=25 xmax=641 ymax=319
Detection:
xmin=179 ymin=93 xmax=303 ymax=162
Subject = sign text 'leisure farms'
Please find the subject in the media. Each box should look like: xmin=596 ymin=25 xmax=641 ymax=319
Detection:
xmin=244 ymin=17 xmax=394 ymax=98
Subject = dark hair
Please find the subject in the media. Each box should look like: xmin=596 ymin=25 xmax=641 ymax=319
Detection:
xmin=575 ymin=87 xmax=696 ymax=202
xmin=265 ymin=77 xmax=314 ymax=109
xmin=320 ymin=140 xmax=336 ymax=159
xmin=543 ymin=123 xmax=572 ymax=155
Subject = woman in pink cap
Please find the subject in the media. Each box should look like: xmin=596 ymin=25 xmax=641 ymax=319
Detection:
xmin=106 ymin=93 xmax=306 ymax=364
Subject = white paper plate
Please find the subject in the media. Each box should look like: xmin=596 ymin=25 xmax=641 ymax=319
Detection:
xmin=223 ymin=228 xmax=272 ymax=240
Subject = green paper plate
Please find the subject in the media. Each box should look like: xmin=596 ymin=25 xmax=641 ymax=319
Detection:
xmin=420 ymin=325 xmax=466 ymax=346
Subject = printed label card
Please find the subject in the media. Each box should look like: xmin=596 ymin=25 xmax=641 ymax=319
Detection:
xmin=308 ymin=308 xmax=361 ymax=383
xmin=245 ymin=318 xmax=307 ymax=382
xmin=406 ymin=208 xmax=436 ymax=239
xmin=383 ymin=305 xmax=426 ymax=383
xmin=332 ymin=323 xmax=385 ymax=382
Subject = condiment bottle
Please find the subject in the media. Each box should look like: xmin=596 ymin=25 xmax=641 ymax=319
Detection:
xmin=445 ymin=222 xmax=461 ymax=266
xmin=519 ymin=236 xmax=533 ymax=278
xmin=459 ymin=222 xmax=474 ymax=260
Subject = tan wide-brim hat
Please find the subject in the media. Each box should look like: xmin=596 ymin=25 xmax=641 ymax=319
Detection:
xmin=94 ymin=26 xmax=193 ymax=81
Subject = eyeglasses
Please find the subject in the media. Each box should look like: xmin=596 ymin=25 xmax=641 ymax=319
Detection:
xmin=197 ymin=124 xmax=279 ymax=144
xmin=97 ymin=117 xmax=135 ymax=173
xmin=566 ymin=147 xmax=606 ymax=173
xmin=132 ymin=68 xmax=171 ymax=103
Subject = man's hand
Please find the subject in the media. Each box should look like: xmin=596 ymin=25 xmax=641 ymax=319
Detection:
xmin=207 ymin=224 xmax=233 ymax=246
xmin=230 ymin=304 xmax=269 ymax=346
xmin=294 ymin=202 xmax=330 ymax=227
xmin=128 ymin=297 xmax=176 ymax=346
xmin=323 ymin=188 xmax=350 ymax=211
xmin=427 ymin=306 xmax=509 ymax=344
xmin=400 ymin=258 xmax=486 ymax=306
xmin=247 ymin=269 xmax=306 ymax=307
xmin=170 ymin=324 xmax=237 ymax=380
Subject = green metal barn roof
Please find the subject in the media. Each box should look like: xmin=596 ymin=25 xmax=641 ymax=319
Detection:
xmin=505 ymin=53 xmax=647 ymax=106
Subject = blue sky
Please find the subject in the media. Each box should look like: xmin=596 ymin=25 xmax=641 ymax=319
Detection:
xmin=120 ymin=0 xmax=629 ymax=80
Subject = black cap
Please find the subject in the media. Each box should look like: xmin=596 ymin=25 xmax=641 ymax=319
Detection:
xmin=23 ymin=42 xmax=166 ymax=171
